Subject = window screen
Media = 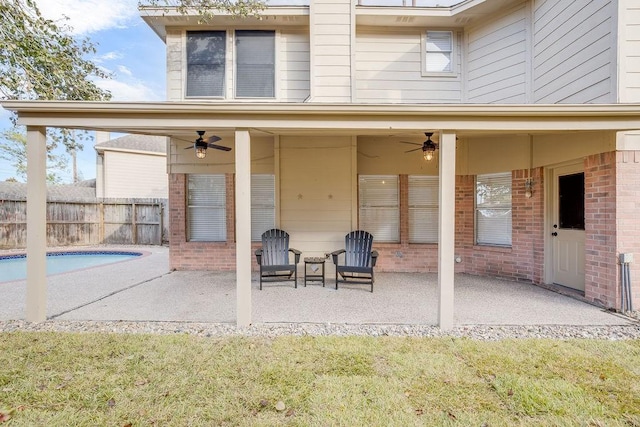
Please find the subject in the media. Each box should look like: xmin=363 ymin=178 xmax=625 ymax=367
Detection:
xmin=359 ymin=175 xmax=399 ymax=242
xmin=186 ymin=31 xmax=226 ymax=97
xmin=188 ymin=174 xmax=226 ymax=241
xmin=425 ymin=31 xmax=453 ymax=73
xmin=409 ymin=176 xmax=439 ymax=243
xmin=476 ymin=173 xmax=512 ymax=246
xmin=235 ymin=30 xmax=275 ymax=98
xmin=251 ymin=174 xmax=276 ymax=241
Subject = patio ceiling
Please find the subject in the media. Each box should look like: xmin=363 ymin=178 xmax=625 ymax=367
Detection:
xmin=4 ymin=101 xmax=640 ymax=140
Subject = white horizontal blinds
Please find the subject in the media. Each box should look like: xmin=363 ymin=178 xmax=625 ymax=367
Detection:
xmin=251 ymin=174 xmax=275 ymax=241
xmin=188 ymin=174 xmax=226 ymax=241
xmin=186 ymin=31 xmax=226 ymax=97
xmin=426 ymin=31 xmax=452 ymax=72
xmin=235 ymin=30 xmax=275 ymax=98
xmin=409 ymin=176 xmax=439 ymax=243
xmin=476 ymin=173 xmax=512 ymax=246
xmin=359 ymin=175 xmax=399 ymax=242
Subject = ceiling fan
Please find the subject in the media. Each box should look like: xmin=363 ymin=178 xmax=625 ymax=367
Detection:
xmin=185 ymin=130 xmax=231 ymax=159
xmin=400 ymin=132 xmax=438 ymax=161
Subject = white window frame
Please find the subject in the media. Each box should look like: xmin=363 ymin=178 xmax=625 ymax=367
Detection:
xmin=409 ymin=175 xmax=439 ymax=243
xmin=421 ymin=30 xmax=456 ymax=77
xmin=187 ymin=174 xmax=227 ymax=242
xmin=358 ymin=175 xmax=400 ymax=243
xmin=251 ymin=174 xmax=276 ymax=242
xmin=475 ymin=172 xmax=512 ymax=247
xmin=185 ymin=30 xmax=277 ymax=100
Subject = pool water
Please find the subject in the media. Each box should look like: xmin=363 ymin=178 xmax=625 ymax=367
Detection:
xmin=0 ymin=251 xmax=142 ymax=283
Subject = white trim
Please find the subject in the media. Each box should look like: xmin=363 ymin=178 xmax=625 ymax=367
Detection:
xmin=421 ymin=30 xmax=457 ymax=77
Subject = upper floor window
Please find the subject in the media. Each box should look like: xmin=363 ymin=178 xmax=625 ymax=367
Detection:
xmin=186 ymin=31 xmax=226 ymax=98
xmin=422 ymin=30 xmax=455 ymax=75
xmin=359 ymin=175 xmax=400 ymax=243
xmin=186 ymin=30 xmax=275 ymax=99
xmin=475 ymin=173 xmax=512 ymax=246
xmin=236 ymin=30 xmax=275 ymax=98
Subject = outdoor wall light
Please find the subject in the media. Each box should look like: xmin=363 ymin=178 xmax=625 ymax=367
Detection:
xmin=525 ymin=178 xmax=534 ymax=198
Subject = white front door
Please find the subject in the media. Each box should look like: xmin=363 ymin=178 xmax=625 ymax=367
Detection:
xmin=550 ymin=164 xmax=585 ymax=291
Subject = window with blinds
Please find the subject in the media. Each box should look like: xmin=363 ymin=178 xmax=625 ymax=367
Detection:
xmin=186 ymin=31 xmax=226 ymax=97
xmin=359 ymin=175 xmax=399 ymax=243
xmin=409 ymin=176 xmax=439 ymax=243
xmin=235 ymin=30 xmax=275 ymax=98
xmin=425 ymin=30 xmax=453 ymax=73
xmin=187 ymin=174 xmax=226 ymax=242
xmin=475 ymin=173 xmax=512 ymax=246
xmin=251 ymin=174 xmax=275 ymax=241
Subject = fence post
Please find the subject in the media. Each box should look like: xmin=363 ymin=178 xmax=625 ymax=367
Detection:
xmin=132 ymin=202 xmax=137 ymax=245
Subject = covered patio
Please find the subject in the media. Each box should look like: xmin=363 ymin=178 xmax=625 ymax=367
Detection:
xmin=4 ymin=101 xmax=640 ymax=329
xmin=0 ymin=246 xmax=629 ymax=326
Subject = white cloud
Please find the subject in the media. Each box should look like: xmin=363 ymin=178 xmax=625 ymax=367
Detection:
xmin=116 ymin=65 xmax=133 ymax=77
xmin=35 ymin=0 xmax=139 ymax=35
xmin=98 ymin=51 xmax=125 ymax=62
xmin=96 ymin=78 xmax=163 ymax=102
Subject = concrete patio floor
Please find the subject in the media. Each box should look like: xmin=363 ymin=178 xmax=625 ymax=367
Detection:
xmin=0 ymin=245 xmax=633 ymax=326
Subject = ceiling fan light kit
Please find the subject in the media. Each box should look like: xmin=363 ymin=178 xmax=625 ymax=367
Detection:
xmin=186 ymin=130 xmax=231 ymax=159
xmin=403 ymin=132 xmax=438 ymax=161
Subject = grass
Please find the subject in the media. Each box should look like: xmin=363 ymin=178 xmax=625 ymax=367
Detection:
xmin=0 ymin=332 xmax=639 ymax=426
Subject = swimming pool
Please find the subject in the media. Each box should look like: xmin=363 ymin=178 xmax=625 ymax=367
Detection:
xmin=0 ymin=251 xmax=143 ymax=283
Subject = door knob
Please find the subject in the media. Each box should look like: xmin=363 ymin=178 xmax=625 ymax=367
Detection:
xmin=552 ymin=232 xmax=558 ymax=236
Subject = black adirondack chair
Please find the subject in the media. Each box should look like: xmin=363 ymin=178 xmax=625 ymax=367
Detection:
xmin=255 ymin=228 xmax=301 ymax=290
xmin=331 ymin=230 xmax=378 ymax=292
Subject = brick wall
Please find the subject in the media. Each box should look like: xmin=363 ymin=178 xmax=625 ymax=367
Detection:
xmin=584 ymin=153 xmax=618 ymax=307
xmin=168 ymin=173 xmax=260 ymax=271
xmin=462 ymin=168 xmax=545 ymax=283
xmin=616 ymin=151 xmax=640 ymax=310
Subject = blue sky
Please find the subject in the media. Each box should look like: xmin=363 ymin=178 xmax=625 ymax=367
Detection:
xmin=0 ymin=0 xmax=166 ymax=182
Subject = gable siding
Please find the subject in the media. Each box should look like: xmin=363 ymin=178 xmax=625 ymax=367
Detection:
xmin=355 ymin=30 xmax=462 ymax=103
xmin=466 ymin=4 xmax=528 ymax=103
xmin=104 ymin=152 xmax=168 ymax=199
xmin=310 ymin=0 xmax=353 ymax=102
xmin=618 ymin=0 xmax=640 ymax=102
xmin=533 ymin=0 xmax=614 ymax=103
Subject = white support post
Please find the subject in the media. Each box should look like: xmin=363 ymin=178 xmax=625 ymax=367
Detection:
xmin=26 ymin=126 xmax=48 ymax=322
xmin=437 ymin=131 xmax=456 ymax=330
xmin=235 ymin=129 xmax=252 ymax=327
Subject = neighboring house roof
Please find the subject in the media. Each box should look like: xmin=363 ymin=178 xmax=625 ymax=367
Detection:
xmin=0 ymin=180 xmax=96 ymax=202
xmin=95 ymin=134 xmax=166 ymax=155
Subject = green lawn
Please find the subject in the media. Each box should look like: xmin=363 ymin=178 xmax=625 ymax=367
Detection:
xmin=1 ymin=332 xmax=639 ymax=426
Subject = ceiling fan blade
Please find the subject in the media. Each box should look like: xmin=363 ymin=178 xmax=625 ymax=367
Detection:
xmin=208 ymin=143 xmax=232 ymax=151
xmin=405 ymin=147 xmax=422 ymax=153
xmin=207 ymin=135 xmax=222 ymax=144
xmin=398 ymin=141 xmax=422 ymax=146
xmin=184 ymin=145 xmax=194 ymax=150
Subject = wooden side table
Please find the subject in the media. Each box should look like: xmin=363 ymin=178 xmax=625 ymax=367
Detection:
xmin=303 ymin=257 xmax=326 ymax=287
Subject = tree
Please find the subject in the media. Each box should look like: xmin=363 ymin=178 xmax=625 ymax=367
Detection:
xmin=0 ymin=0 xmax=111 ymax=102
xmin=0 ymin=0 xmax=111 ymax=181
xmin=139 ymin=0 xmax=266 ymax=22
xmin=0 ymin=127 xmax=69 ymax=184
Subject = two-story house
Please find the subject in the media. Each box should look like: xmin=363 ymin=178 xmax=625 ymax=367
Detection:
xmin=4 ymin=0 xmax=640 ymax=327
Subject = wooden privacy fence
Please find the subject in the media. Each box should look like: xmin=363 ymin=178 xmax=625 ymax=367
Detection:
xmin=0 ymin=199 xmax=165 ymax=249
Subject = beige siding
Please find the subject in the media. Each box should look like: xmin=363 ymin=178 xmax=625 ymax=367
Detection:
xmin=310 ymin=0 xmax=353 ymax=102
xmin=166 ymin=30 xmax=183 ymax=102
xmin=466 ymin=4 xmax=527 ymax=103
xmin=618 ymin=0 xmax=640 ymax=102
xmin=356 ymin=30 xmax=462 ymax=103
xmin=279 ymin=136 xmax=354 ymax=262
xmin=169 ymin=136 xmax=274 ymax=175
xmin=279 ymin=30 xmax=311 ymax=102
xmin=103 ymin=152 xmax=168 ymax=199
xmin=533 ymin=0 xmax=615 ymax=103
